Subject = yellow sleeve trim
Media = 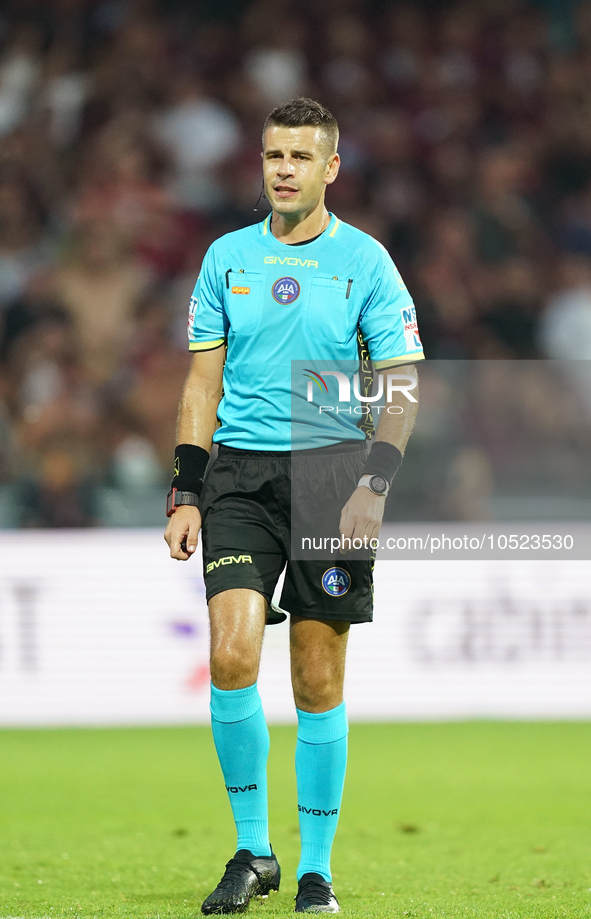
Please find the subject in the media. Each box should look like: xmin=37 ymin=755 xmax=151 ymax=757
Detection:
xmin=189 ymin=338 xmax=225 ymax=352
xmin=374 ymin=353 xmax=425 ymax=370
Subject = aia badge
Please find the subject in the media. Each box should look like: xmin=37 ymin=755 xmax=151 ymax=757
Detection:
xmin=272 ymin=276 xmax=300 ymax=304
xmin=322 ymin=567 xmax=351 ymax=597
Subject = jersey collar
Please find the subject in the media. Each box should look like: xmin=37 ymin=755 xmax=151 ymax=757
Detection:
xmin=260 ymin=212 xmax=340 ymax=244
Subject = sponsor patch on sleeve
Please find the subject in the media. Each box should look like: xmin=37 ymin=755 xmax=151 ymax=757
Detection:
xmin=188 ymin=295 xmax=198 ymax=330
xmin=400 ymin=306 xmax=423 ymax=351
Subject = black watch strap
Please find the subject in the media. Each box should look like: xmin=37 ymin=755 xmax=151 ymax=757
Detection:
xmin=166 ymin=488 xmax=200 ymax=517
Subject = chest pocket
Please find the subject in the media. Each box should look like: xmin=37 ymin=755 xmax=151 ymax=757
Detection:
xmin=224 ymin=271 xmax=263 ymax=335
xmin=305 ymin=277 xmax=352 ymax=344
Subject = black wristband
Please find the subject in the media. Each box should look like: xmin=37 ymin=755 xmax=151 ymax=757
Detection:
xmin=171 ymin=443 xmax=210 ymax=496
xmin=362 ymin=440 xmax=403 ymax=486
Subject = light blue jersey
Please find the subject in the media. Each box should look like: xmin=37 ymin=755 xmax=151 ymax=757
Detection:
xmin=188 ymin=213 xmax=424 ymax=449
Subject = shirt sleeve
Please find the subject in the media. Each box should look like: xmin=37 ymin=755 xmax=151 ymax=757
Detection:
xmin=359 ymin=243 xmax=424 ymax=369
xmin=188 ymin=242 xmax=228 ymax=351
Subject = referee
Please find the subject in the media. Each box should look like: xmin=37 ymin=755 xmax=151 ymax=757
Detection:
xmin=164 ymin=98 xmax=423 ymax=914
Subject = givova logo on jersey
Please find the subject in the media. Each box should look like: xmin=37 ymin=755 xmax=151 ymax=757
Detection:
xmin=400 ymin=306 xmax=422 ymax=351
xmin=272 ymin=276 xmax=300 ymax=304
xmin=322 ymin=567 xmax=351 ymax=597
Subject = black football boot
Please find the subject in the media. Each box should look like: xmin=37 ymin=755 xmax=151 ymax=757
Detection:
xmin=294 ymin=873 xmax=340 ymax=913
xmin=201 ymin=848 xmax=280 ymax=914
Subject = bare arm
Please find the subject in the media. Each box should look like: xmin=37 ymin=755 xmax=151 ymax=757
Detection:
xmin=176 ymin=346 xmax=225 ymax=446
xmin=164 ymin=347 xmax=225 ymax=560
xmin=339 ymin=363 xmax=419 ymax=545
xmin=372 ymin=363 xmax=419 ymax=453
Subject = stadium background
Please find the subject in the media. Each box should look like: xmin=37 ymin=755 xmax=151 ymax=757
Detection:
xmin=0 ymin=0 xmax=590 ymax=721
xmin=1 ymin=4 xmax=591 ymax=918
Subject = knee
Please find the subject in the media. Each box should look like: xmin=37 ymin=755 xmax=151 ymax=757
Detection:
xmin=210 ymin=644 xmax=257 ymax=690
xmin=292 ymin=662 xmax=342 ymax=712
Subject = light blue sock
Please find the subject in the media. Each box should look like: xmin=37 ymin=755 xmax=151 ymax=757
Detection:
xmin=210 ymin=682 xmax=271 ymax=857
xmin=295 ymin=702 xmax=348 ymax=882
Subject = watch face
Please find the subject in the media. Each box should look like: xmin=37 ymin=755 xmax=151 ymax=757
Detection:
xmin=370 ymin=475 xmax=388 ymax=495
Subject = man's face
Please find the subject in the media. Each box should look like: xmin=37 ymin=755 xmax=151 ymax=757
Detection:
xmin=262 ymin=125 xmax=339 ymax=218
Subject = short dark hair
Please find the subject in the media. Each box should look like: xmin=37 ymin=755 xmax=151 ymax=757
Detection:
xmin=262 ymin=98 xmax=339 ymax=156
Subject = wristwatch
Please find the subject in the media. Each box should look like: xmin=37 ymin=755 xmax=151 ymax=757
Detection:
xmin=357 ymin=474 xmax=390 ymax=497
xmin=166 ymin=488 xmax=200 ymax=517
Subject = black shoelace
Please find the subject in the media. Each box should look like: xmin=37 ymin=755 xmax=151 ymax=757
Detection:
xmin=216 ymin=856 xmax=256 ymax=890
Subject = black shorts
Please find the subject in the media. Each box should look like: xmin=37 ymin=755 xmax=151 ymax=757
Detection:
xmin=200 ymin=442 xmax=374 ymax=624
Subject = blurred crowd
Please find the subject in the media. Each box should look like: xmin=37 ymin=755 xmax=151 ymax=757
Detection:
xmin=1 ymin=0 xmax=591 ymax=526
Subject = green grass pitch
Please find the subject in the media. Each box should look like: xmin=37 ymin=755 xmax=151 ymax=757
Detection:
xmin=1 ymin=721 xmax=591 ymax=918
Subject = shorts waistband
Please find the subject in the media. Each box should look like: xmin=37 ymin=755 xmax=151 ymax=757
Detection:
xmin=217 ymin=440 xmax=368 ymax=460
